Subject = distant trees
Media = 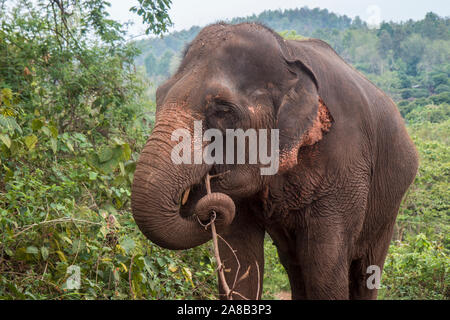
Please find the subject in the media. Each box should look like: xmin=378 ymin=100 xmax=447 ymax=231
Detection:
xmin=136 ymin=8 xmax=449 ymax=104
xmin=144 ymin=50 xmax=174 ymax=79
xmin=144 ymin=53 xmax=158 ymax=77
xmin=134 ymin=6 xmax=360 ymax=85
xmin=400 ymin=34 xmax=426 ymax=76
xmin=234 ymin=7 xmax=354 ymax=35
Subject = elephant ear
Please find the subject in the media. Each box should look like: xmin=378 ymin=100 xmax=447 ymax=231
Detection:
xmin=277 ymin=59 xmax=333 ymax=172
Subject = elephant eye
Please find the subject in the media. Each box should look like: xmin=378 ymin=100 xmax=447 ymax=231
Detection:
xmin=213 ymin=104 xmax=232 ymax=116
xmin=208 ymin=101 xmax=235 ymax=116
xmin=206 ymin=102 xmax=239 ymax=130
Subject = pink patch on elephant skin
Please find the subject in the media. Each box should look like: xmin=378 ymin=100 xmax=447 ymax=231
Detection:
xmin=279 ymin=98 xmax=332 ymax=172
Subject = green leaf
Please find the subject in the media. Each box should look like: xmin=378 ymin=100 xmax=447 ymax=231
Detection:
xmin=157 ymin=257 xmax=165 ymax=267
xmin=61 ymin=236 xmax=72 ymax=245
xmin=98 ymin=147 xmax=113 ymax=162
xmin=31 ymin=119 xmax=44 ymax=131
xmin=120 ymin=237 xmax=135 ymax=254
xmin=41 ymin=126 xmax=51 ymax=136
xmin=55 ymin=250 xmax=67 ymax=262
xmin=41 ymin=247 xmax=49 ymax=261
xmin=24 ymin=134 xmax=38 ymax=150
xmin=119 ymin=162 xmax=125 ymax=176
xmin=144 ymin=257 xmax=156 ymax=275
xmin=121 ymin=143 xmax=131 ymax=161
xmin=50 ymin=137 xmax=57 ymax=153
xmin=0 ymin=115 xmax=22 ymax=134
xmin=49 ymin=125 xmax=58 ymax=138
xmin=66 ymin=141 xmax=74 ymax=153
xmin=5 ymin=248 xmax=13 ymax=257
xmin=89 ymin=171 xmax=98 ymax=180
xmin=1 ymin=88 xmax=13 ymax=100
xmin=113 ymin=268 xmax=120 ymax=282
xmin=26 ymin=246 xmax=39 ymax=255
xmin=0 ymin=133 xmax=11 ymax=148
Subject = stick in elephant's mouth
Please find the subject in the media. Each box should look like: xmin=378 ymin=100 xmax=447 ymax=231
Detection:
xmin=206 ymin=170 xmax=231 ymax=193
xmin=180 ymin=170 xmax=231 ymax=207
xmin=198 ymin=172 xmax=258 ymax=300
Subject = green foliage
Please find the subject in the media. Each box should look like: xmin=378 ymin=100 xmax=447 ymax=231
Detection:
xmin=130 ymin=0 xmax=172 ymax=35
xmin=261 ymin=238 xmax=290 ymax=299
xmin=380 ymin=235 xmax=449 ymax=299
xmin=135 ymin=8 xmax=449 ymax=108
xmin=232 ymin=7 xmax=354 ymax=35
xmin=376 ymin=105 xmax=449 ymax=299
xmin=278 ymin=30 xmax=307 ymax=40
xmin=0 ymin=0 xmax=215 ymax=300
xmin=406 ymin=104 xmax=449 ymax=124
xmin=399 ymin=94 xmax=450 ymax=119
xmin=133 ymin=6 xmax=358 ymax=88
xmin=144 ymin=50 xmax=174 ymax=78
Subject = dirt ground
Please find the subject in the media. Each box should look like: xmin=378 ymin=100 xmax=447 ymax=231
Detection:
xmin=274 ymin=291 xmax=291 ymax=300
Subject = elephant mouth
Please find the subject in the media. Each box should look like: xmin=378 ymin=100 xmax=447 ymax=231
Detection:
xmin=178 ymin=166 xmax=230 ymax=218
xmin=179 ymin=182 xmax=207 ymax=217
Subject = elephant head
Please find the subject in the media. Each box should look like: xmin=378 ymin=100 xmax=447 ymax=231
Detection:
xmin=131 ymin=23 xmax=332 ymax=250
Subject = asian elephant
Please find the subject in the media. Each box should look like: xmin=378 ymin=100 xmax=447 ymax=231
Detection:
xmin=131 ymin=23 xmax=419 ymax=300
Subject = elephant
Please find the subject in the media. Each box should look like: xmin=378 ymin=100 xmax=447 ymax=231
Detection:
xmin=131 ymin=22 xmax=419 ymax=300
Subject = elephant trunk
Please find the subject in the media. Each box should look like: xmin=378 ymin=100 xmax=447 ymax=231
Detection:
xmin=131 ymin=120 xmax=235 ymax=250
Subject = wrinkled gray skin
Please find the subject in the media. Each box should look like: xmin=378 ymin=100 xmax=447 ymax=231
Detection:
xmin=131 ymin=23 xmax=419 ymax=300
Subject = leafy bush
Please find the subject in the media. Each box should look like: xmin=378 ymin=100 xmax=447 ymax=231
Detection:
xmin=406 ymin=104 xmax=450 ymax=123
xmin=0 ymin=0 xmax=216 ymax=300
xmin=0 ymin=79 xmax=216 ymax=300
xmin=435 ymin=84 xmax=450 ymax=94
xmin=401 ymin=88 xmax=430 ymax=99
xmin=380 ymin=234 xmax=448 ymax=299
xmin=380 ymin=115 xmax=450 ymax=299
xmin=262 ymin=238 xmax=290 ymax=299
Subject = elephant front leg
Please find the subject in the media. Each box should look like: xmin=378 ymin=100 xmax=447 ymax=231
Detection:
xmin=216 ymin=209 xmax=265 ymax=300
xmin=294 ymin=219 xmax=351 ymax=299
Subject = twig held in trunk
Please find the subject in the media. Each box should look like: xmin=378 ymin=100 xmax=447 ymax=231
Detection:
xmin=199 ymin=173 xmax=260 ymax=300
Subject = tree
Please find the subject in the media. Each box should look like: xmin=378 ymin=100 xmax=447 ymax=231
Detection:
xmin=377 ymin=29 xmax=393 ymax=57
xmin=130 ymin=0 xmax=173 ymax=35
xmin=156 ymin=50 xmax=174 ymax=77
xmin=418 ymin=12 xmax=447 ymax=39
xmin=0 ymin=0 xmax=219 ymax=300
xmin=144 ymin=52 xmax=157 ymax=77
xmin=400 ymin=34 xmax=426 ymax=76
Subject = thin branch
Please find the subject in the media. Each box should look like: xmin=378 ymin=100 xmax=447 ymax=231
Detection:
xmin=232 ymin=291 xmax=250 ymax=300
xmin=129 ymin=254 xmax=135 ymax=299
xmin=82 ymin=182 xmax=99 ymax=210
xmin=41 ymin=261 xmax=49 ymax=281
xmin=217 ymin=233 xmax=241 ymax=291
xmin=201 ymin=173 xmax=256 ymax=301
xmin=204 ymin=173 xmax=232 ymax=299
xmin=210 ymin=221 xmax=232 ymax=299
xmin=255 ymin=261 xmax=261 ymax=300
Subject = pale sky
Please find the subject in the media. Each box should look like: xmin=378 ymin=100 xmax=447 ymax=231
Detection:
xmin=107 ymin=0 xmax=450 ymax=39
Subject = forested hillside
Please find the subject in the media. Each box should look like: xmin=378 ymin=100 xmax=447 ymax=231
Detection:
xmin=136 ymin=8 xmax=449 ymax=106
xmin=0 ymin=2 xmax=448 ymax=300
